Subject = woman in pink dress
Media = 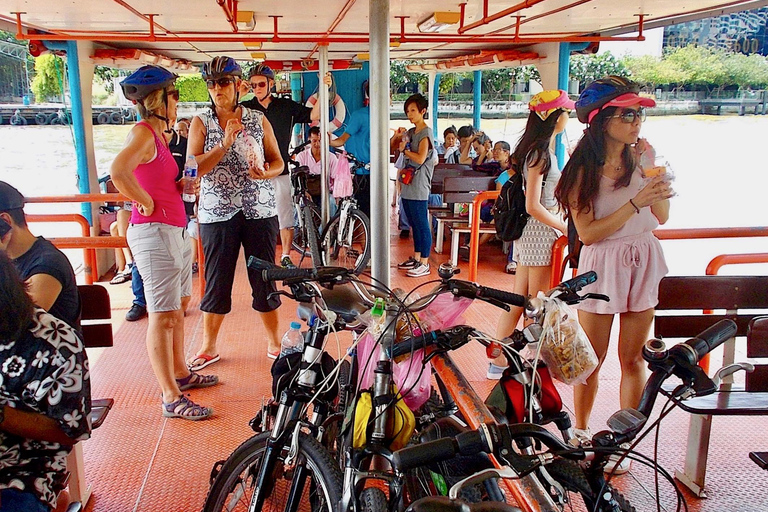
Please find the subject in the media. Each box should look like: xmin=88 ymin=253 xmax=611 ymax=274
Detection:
xmin=555 ymin=76 xmax=675 ymax=472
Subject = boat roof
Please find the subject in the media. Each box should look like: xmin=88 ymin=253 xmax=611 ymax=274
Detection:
xmin=2 ymin=0 xmax=765 ymax=68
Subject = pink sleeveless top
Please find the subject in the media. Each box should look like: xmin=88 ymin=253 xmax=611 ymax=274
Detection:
xmin=593 ymin=168 xmax=658 ymax=241
xmin=130 ymin=121 xmax=187 ymax=227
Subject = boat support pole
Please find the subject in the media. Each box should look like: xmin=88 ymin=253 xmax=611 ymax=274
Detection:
xmin=473 ymin=70 xmax=482 ymax=129
xmin=429 ymin=71 xmax=441 ymax=137
xmin=43 ymin=40 xmax=98 ymax=225
xmin=369 ymin=0 xmax=390 ymax=287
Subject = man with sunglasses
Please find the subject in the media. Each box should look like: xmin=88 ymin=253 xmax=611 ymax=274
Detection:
xmin=241 ymin=64 xmax=327 ymax=268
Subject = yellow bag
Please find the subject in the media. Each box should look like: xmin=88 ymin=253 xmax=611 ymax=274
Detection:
xmin=352 ymin=387 xmax=415 ymax=451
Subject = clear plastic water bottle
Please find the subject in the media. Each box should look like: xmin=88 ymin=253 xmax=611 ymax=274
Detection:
xmin=182 ymin=156 xmax=198 ymax=202
xmin=368 ymin=298 xmax=387 ymax=339
xmin=280 ymin=321 xmax=304 ymax=357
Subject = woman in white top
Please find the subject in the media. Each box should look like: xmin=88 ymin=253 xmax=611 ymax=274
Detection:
xmin=492 ymin=90 xmax=574 ymax=379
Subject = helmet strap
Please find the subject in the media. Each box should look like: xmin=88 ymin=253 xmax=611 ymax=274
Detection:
xmin=161 ymin=89 xmax=172 ymax=134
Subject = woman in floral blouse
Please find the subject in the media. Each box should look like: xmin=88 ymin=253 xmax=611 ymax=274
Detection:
xmin=0 ymin=251 xmax=91 ymax=512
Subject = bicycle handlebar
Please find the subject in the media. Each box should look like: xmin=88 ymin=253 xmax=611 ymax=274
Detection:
xmin=393 ymin=320 xmax=736 ymax=474
xmin=247 ymin=257 xmax=353 ymax=285
xmin=678 ymin=318 xmax=738 ymax=364
xmin=289 ymin=140 xmax=311 ymax=158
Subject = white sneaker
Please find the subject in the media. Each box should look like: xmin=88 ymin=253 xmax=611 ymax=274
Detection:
xmin=406 ymin=262 xmax=430 ymax=277
xmin=397 ymin=257 xmax=419 ymax=270
xmin=604 ymin=442 xmax=632 ymax=475
xmin=571 ymin=427 xmax=592 ymax=447
xmin=486 ymin=363 xmax=507 ymax=380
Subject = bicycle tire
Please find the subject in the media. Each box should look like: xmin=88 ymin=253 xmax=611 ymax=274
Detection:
xmin=304 ymin=205 xmax=323 ymax=267
xmin=360 ymin=487 xmax=388 ymax=512
xmin=292 ymin=203 xmax=322 ymax=258
xmin=203 ymin=431 xmax=343 ymax=512
xmin=321 ymin=208 xmax=371 ymax=275
xmin=547 ymin=458 xmax=636 ymax=512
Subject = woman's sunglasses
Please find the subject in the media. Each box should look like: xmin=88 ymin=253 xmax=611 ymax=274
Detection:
xmin=166 ymin=89 xmax=179 ymax=100
xmin=612 ymin=107 xmax=646 ymax=124
xmin=206 ymin=77 xmax=235 ymax=89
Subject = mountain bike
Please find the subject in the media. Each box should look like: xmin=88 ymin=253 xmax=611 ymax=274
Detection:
xmin=393 ymin=319 xmax=739 ymax=512
xmin=201 ymin=259 xmax=377 ymax=512
xmin=289 ymin=144 xmax=371 ymax=274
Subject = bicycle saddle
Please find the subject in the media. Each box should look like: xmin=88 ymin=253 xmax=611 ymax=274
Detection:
xmin=296 ymin=283 xmax=369 ymax=325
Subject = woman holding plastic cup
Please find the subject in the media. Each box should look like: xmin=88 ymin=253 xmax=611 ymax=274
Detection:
xmin=187 ymin=56 xmax=284 ymax=370
xmin=555 ymin=76 xmax=674 ymax=474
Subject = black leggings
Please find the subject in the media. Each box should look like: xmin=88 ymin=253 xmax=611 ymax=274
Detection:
xmin=200 ymin=212 xmax=281 ymax=314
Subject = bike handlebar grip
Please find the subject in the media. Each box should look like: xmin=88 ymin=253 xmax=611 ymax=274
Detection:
xmin=558 ymin=271 xmax=597 ymax=292
xmin=477 ymin=286 xmax=526 ymax=307
xmin=454 ymin=429 xmax=488 ymax=456
xmin=261 ymin=267 xmax=315 ymax=282
xmin=392 ymin=437 xmax=457 ymax=472
xmin=389 ymin=331 xmax=440 ymax=359
xmin=687 ymin=319 xmax=738 ymax=361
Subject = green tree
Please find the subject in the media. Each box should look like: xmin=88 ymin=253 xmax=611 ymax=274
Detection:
xmin=30 ymin=54 xmax=63 ymax=102
xmin=664 ymin=45 xmax=727 ymax=91
xmin=569 ymin=52 xmax=629 ymax=88
xmin=622 ymin=55 xmax=689 ymax=90
xmin=723 ymin=52 xmax=768 ymax=89
xmin=390 ymin=61 xmax=427 ymax=93
xmin=94 ymin=65 xmax=120 ymax=93
xmin=482 ymin=68 xmax=515 ymax=99
xmin=176 ymin=74 xmax=209 ymax=102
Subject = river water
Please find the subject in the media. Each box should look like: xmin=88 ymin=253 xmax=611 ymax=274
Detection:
xmin=1 ymin=115 xmax=766 ymax=276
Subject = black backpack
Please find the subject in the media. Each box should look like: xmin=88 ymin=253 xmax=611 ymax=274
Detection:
xmin=492 ymin=169 xmax=528 ymax=242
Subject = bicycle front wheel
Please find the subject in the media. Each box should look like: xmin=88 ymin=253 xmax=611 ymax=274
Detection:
xmin=321 ymin=209 xmax=371 ymax=274
xmin=203 ymin=432 xmax=343 ymax=512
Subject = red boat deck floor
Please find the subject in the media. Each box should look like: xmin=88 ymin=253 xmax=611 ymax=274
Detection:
xmin=75 ymin=210 xmax=767 ymax=512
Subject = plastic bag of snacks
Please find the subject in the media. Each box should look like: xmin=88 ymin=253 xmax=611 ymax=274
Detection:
xmin=538 ymin=295 xmax=598 ymax=385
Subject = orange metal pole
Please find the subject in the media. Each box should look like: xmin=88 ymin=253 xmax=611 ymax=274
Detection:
xmin=27 ymin=213 xmax=98 ymax=285
xmin=654 ymin=226 xmax=768 ymax=239
xmin=699 ymin=252 xmax=768 ymax=373
xmin=25 ymin=193 xmax=128 ymax=204
xmin=468 ymin=190 xmax=499 ymax=282
xmin=550 ymin=236 xmax=568 ymax=288
xmin=49 ymin=237 xmax=127 ymax=249
xmin=216 ymin=0 xmax=238 ymax=32
xmin=705 ymin=252 xmax=768 ymax=275
xmin=458 ymin=0 xmax=548 ymax=34
xmin=10 ymin=30 xmax=651 ymax=45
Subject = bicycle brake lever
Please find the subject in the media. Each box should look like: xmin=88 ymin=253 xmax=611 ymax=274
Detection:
xmin=485 ymin=297 xmax=510 ymax=311
xmin=268 ymin=290 xmax=296 ymax=302
xmin=583 ymin=293 xmax=610 ymax=302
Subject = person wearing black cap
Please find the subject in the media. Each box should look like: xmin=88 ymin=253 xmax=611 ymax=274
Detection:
xmin=0 ymin=181 xmax=81 ymax=333
xmin=241 ymin=64 xmax=327 ymax=268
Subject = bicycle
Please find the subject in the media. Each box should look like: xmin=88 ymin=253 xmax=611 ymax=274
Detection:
xmin=202 ymin=258 xmax=378 ymax=512
xmin=289 ymin=144 xmax=371 ymax=274
xmin=393 ymin=319 xmax=740 ymax=512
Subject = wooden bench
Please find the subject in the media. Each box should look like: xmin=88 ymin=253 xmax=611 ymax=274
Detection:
xmin=438 ymin=176 xmax=497 ymax=265
xmin=66 ymin=284 xmax=115 ymax=508
xmin=654 ymin=276 xmax=768 ymax=497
